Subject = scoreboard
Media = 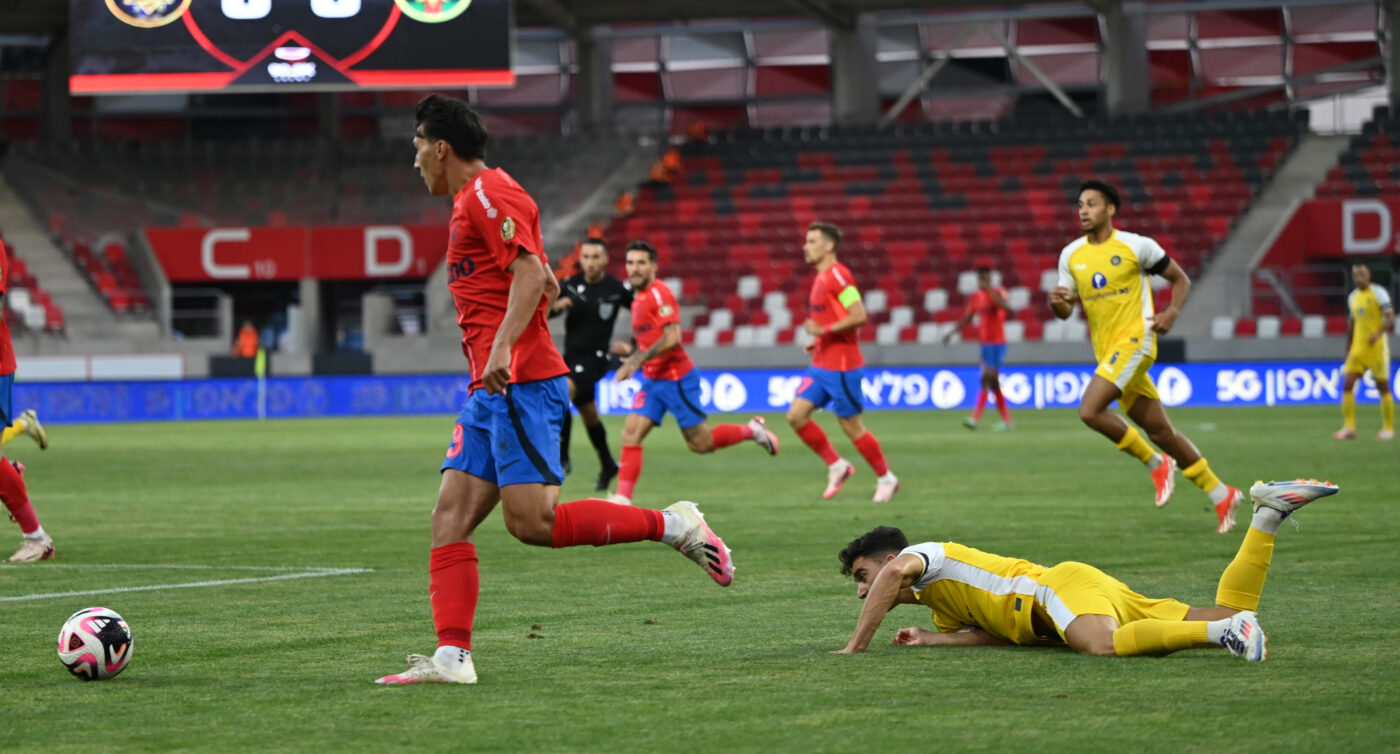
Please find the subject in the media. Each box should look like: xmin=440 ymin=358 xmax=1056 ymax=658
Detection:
xmin=71 ymin=0 xmax=513 ymax=94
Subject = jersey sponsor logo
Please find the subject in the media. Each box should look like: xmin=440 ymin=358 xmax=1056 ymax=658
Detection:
xmin=393 ymin=0 xmax=474 ymax=24
xmin=1091 ymin=272 xmax=1108 ymax=290
xmin=447 ymin=257 xmax=475 ymax=282
xmin=105 ymin=0 xmax=191 ymax=28
xmin=500 ymin=217 xmax=516 ymax=242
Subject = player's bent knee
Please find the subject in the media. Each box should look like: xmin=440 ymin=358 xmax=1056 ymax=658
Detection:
xmin=502 ymin=513 xmax=553 ymax=547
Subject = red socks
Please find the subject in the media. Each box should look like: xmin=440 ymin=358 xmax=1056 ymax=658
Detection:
xmin=0 ymin=459 xmax=38 ymax=534
xmin=616 ymin=444 xmax=643 ymax=499
xmin=709 ymin=423 xmax=753 ymax=449
xmin=551 ymin=499 xmax=664 ymax=547
xmin=993 ymin=386 xmax=1011 ymax=423
xmin=794 ymin=421 xmax=840 ymax=464
xmin=430 ymin=542 xmax=478 ymax=649
xmin=972 ymin=388 xmax=988 ymax=421
xmin=853 ymin=432 xmax=890 ymax=476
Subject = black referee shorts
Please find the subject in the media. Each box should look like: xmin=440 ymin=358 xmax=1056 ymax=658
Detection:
xmin=565 ymin=357 xmax=610 ymax=409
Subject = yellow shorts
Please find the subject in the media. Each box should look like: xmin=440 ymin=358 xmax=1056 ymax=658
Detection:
xmin=1034 ymin=561 xmax=1190 ymax=640
xmin=1342 ymin=349 xmax=1390 ymax=380
xmin=1093 ymin=341 xmax=1159 ymax=411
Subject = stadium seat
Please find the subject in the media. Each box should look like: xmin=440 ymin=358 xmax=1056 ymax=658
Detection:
xmin=1280 ymin=317 xmax=1303 ymax=337
xmin=736 ymin=275 xmax=761 ymax=300
xmin=864 ymin=289 xmax=888 ymax=315
xmin=916 ymin=322 xmax=941 ymax=345
xmin=1257 ymin=315 xmax=1281 ymax=339
xmin=922 ymin=288 xmax=949 ymax=313
xmin=1301 ymin=315 xmax=1325 ymax=338
xmin=1211 ymin=316 xmax=1235 ymax=340
xmin=1235 ymin=318 xmax=1258 ymax=337
xmin=1006 ymin=286 xmax=1030 ymax=311
xmin=1004 ymin=320 xmax=1025 ymax=343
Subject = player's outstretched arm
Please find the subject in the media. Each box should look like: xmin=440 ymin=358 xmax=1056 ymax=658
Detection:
xmin=483 ymin=252 xmax=548 ymax=393
xmin=834 ymin=553 xmax=924 ymax=654
xmin=1151 ymin=259 xmax=1191 ymax=334
xmin=893 ymin=626 xmax=1004 ymax=647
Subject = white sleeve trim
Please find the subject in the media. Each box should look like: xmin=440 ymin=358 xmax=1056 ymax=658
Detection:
xmin=899 ymin=542 xmax=946 ymax=592
xmin=1123 ymin=231 xmax=1167 ymax=271
xmin=1376 ymin=287 xmax=1393 ymax=310
xmin=1056 ymin=240 xmax=1083 ymax=300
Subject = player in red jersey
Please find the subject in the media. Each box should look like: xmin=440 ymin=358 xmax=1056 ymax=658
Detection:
xmin=609 ymin=240 xmax=779 ymax=505
xmin=377 ymin=95 xmax=735 ymax=686
xmin=946 ymin=266 xmax=1013 ymax=431
xmin=0 ymin=242 xmax=52 ymax=563
xmin=786 ymin=222 xmax=899 ymax=503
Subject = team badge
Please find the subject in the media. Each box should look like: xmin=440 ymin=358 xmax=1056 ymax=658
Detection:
xmin=599 ymin=302 xmax=615 ymax=320
xmin=659 ymin=305 xmax=674 ymax=317
xmin=1110 ymin=255 xmax=1122 ymax=266
xmin=105 ymin=0 xmax=192 ymax=28
xmin=500 ymin=217 xmax=516 ymax=242
xmin=394 ymin=0 xmax=474 ymax=23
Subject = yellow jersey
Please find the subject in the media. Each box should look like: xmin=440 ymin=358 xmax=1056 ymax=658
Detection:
xmin=1056 ymin=230 xmax=1167 ymax=361
xmin=901 ymin=542 xmax=1061 ymax=646
xmin=1347 ymin=285 xmax=1393 ymax=357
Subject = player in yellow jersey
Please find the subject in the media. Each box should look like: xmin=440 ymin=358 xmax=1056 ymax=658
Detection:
xmin=1049 ymin=180 xmax=1243 ymax=533
xmin=1334 ymin=263 xmax=1394 ymax=441
xmin=832 ymin=478 xmax=1338 ymax=661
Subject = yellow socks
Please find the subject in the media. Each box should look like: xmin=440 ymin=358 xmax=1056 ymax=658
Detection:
xmin=1216 ymin=526 xmax=1276 ymax=611
xmin=1182 ymin=458 xmax=1222 ymax=494
xmin=1383 ymin=394 xmax=1394 ymax=432
xmin=1111 ymin=620 xmax=1211 ymax=656
xmin=1342 ymin=392 xmax=1357 ymax=431
xmin=0 ymin=419 xmax=25 ymax=446
xmin=1115 ymin=426 xmax=1155 ymax=464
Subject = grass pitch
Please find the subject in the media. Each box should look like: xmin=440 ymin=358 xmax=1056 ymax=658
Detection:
xmin=0 ymin=406 xmax=1396 ymax=752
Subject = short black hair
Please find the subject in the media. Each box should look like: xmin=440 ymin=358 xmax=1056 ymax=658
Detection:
xmin=1078 ymin=179 xmax=1120 ymax=209
xmin=580 ymin=237 xmax=608 ymax=253
xmin=625 ymin=240 xmax=658 ymax=262
xmin=808 ymin=221 xmax=843 ymax=248
xmin=415 ymin=94 xmax=488 ymax=161
xmin=976 ymin=266 xmax=992 ymax=275
xmin=839 ymin=526 xmax=909 ymax=576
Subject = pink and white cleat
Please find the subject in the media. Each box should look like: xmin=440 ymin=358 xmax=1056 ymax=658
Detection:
xmin=823 ymin=459 xmax=855 ymax=499
xmin=1249 ymin=478 xmax=1339 ymax=519
xmin=749 ymin=417 xmax=779 ymax=456
xmin=1214 ymin=486 xmax=1243 ymax=534
xmin=1151 ymin=454 xmax=1177 ymax=508
xmin=1379 ymin=429 xmax=1395 ymax=441
xmin=1332 ymin=427 xmax=1356 ymax=440
xmin=375 ymin=647 xmax=476 ymax=685
xmin=873 ymin=473 xmax=900 ymax=504
xmin=665 ymin=501 xmax=733 ymax=587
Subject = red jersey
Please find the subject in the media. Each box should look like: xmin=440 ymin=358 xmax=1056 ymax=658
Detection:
xmin=446 ymin=168 xmax=567 ymax=393
xmin=631 ymin=279 xmax=693 ymax=380
xmin=808 ymin=262 xmax=864 ymax=371
xmin=965 ymin=287 xmax=1009 ymax=345
xmin=0 ymin=243 xmax=14 ymax=376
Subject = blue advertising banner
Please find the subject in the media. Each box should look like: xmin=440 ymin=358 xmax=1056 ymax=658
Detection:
xmin=12 ymin=361 xmax=1396 ymax=425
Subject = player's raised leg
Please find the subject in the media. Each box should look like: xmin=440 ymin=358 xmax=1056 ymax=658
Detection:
xmin=1 ymin=409 xmax=46 ymax=449
xmin=1126 ymin=394 xmax=1241 ymax=532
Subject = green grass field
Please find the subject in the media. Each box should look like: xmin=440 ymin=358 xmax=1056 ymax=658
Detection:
xmin=1 ymin=406 xmax=1397 ymax=752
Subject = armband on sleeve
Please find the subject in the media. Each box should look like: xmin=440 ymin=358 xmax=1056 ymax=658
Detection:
xmin=837 ymin=285 xmax=862 ymax=308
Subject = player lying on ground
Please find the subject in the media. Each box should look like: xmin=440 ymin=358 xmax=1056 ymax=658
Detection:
xmin=833 ymin=478 xmax=1338 ymax=661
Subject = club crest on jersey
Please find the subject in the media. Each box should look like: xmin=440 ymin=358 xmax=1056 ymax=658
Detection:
xmin=105 ymin=0 xmax=191 ymax=27
xmin=1110 ymin=255 xmax=1122 ymax=266
xmin=659 ymin=305 xmax=674 ymax=317
xmin=1091 ymin=272 xmax=1108 ymax=290
xmin=599 ymin=302 xmax=615 ymax=320
xmin=394 ymin=0 xmax=474 ymax=23
xmin=501 ymin=217 xmax=516 ymax=242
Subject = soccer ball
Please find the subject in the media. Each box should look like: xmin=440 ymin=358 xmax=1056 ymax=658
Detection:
xmin=57 ymin=607 xmax=133 ymax=681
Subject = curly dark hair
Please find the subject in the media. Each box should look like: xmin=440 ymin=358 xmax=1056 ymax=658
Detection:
xmin=1077 ymin=179 xmax=1120 ymax=209
xmin=414 ymin=94 xmax=488 ymax=161
xmin=839 ymin=526 xmax=909 ymax=576
xmin=625 ymin=239 xmax=658 ymax=262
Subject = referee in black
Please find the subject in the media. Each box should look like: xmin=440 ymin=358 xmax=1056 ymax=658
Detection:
xmin=550 ymin=237 xmax=633 ymax=490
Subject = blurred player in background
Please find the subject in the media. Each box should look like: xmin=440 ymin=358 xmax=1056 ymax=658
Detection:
xmin=946 ymin=265 xmax=1012 ymax=431
xmin=787 ymin=222 xmax=900 ymax=503
xmin=550 ymin=238 xmax=632 ymax=489
xmin=1050 ymin=180 xmax=1243 ymax=533
xmin=831 ymin=478 xmax=1338 ymax=661
xmin=0 ymin=237 xmax=52 ymax=563
xmin=377 ymin=95 xmax=735 ymax=686
xmin=1334 ymin=262 xmax=1394 ymax=441
xmin=610 ymin=240 xmax=778 ymax=506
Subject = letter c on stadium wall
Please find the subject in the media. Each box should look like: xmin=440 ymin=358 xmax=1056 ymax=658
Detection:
xmin=202 ymin=228 xmax=253 ymax=280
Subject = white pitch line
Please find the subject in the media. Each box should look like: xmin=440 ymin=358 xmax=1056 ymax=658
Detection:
xmin=0 ymin=567 xmax=373 ymax=602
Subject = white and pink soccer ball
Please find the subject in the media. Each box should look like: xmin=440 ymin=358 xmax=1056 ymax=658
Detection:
xmin=58 ymin=607 xmax=133 ymax=680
